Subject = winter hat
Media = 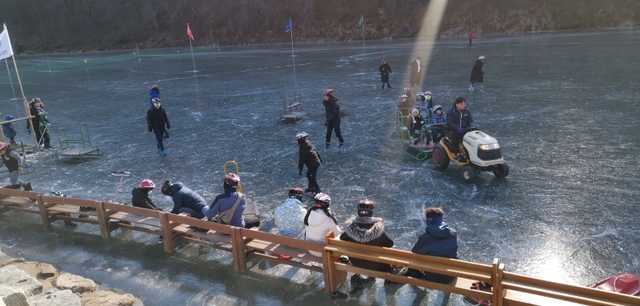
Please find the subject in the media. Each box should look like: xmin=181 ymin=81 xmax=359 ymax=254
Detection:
xmin=401 ymin=94 xmax=408 ymax=99
xmin=433 ymin=104 xmax=442 ymax=113
xmin=412 ymin=108 xmax=420 ymax=114
xmin=479 ymin=55 xmax=486 ymax=60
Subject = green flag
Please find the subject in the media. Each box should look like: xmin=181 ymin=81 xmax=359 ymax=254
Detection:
xmin=358 ymin=15 xmax=363 ymax=26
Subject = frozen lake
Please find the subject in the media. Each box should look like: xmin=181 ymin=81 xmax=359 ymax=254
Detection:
xmin=1 ymin=30 xmax=639 ymax=305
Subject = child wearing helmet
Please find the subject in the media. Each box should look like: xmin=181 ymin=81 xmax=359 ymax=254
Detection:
xmin=0 ymin=142 xmax=29 ymax=190
xmin=202 ymin=173 xmax=247 ymax=227
xmin=430 ymin=104 xmax=446 ymax=144
xmin=147 ymin=97 xmax=171 ymax=155
xmin=148 ymin=85 xmax=169 ymax=138
xmin=131 ymin=179 xmax=162 ymax=211
xmin=303 ymin=192 xmax=341 ymax=257
xmin=297 ymin=132 xmax=323 ymax=194
xmin=2 ymin=115 xmax=18 ymax=146
xmin=339 ymin=198 xmax=394 ymax=294
xmin=274 ymin=187 xmax=306 ymax=239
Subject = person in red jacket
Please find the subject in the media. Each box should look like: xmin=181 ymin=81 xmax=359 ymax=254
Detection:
xmin=468 ymin=28 xmax=475 ymax=46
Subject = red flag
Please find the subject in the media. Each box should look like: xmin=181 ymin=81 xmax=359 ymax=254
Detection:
xmin=186 ymin=23 xmax=194 ymax=41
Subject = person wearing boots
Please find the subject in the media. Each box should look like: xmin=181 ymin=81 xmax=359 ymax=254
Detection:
xmin=378 ymin=58 xmax=392 ymax=89
xmin=406 ymin=207 xmax=458 ymax=283
xmin=339 ymin=199 xmax=394 ymax=295
xmin=148 ymin=84 xmax=169 ymax=139
xmin=29 ymin=97 xmax=52 ymax=148
xmin=445 ymin=97 xmax=474 ymax=161
xmin=202 ymin=173 xmax=246 ymax=228
xmin=296 ymin=131 xmax=323 ymax=194
xmin=0 ymin=142 xmax=31 ymax=190
xmin=322 ymin=89 xmax=345 ymax=150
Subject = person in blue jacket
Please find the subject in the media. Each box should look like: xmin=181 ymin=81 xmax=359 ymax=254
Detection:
xmin=160 ymin=180 xmax=206 ymax=219
xmin=202 ymin=173 xmax=246 ymax=228
xmin=149 ymin=84 xmax=169 ymax=138
xmin=2 ymin=115 xmax=17 ymax=146
xmin=430 ymin=104 xmax=446 ymax=144
xmin=406 ymin=207 xmax=458 ymax=283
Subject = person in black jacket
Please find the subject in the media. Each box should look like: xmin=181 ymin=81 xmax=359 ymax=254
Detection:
xmin=445 ymin=97 xmax=474 ymax=161
xmin=28 ymin=97 xmax=52 ymax=148
xmin=161 ymin=180 xmax=206 ymax=219
xmin=340 ymin=199 xmax=394 ymax=294
xmin=296 ymin=132 xmax=323 ymax=194
xmin=131 ymin=179 xmax=162 ymax=211
xmin=147 ymin=97 xmax=170 ymax=156
xmin=378 ymin=58 xmax=392 ymax=89
xmin=469 ymin=55 xmax=485 ymax=91
xmin=406 ymin=207 xmax=458 ymax=283
xmin=322 ymin=89 xmax=345 ymax=150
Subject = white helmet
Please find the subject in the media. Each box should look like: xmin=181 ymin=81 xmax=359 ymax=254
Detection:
xmin=296 ymin=131 xmax=309 ymax=140
xmin=479 ymin=55 xmax=486 ymax=60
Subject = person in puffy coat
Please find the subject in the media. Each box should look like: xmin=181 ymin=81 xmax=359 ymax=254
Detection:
xmin=147 ymin=97 xmax=170 ymax=155
xmin=304 ymin=192 xmax=341 ymax=257
xmin=131 ymin=179 xmax=162 ymax=210
xmin=322 ymin=89 xmax=345 ymax=150
xmin=340 ymin=199 xmax=394 ymax=293
xmin=275 ymin=187 xmax=307 ymax=239
xmin=161 ymin=180 xmax=206 ymax=219
xmin=297 ymin=131 xmax=323 ymax=194
xmin=406 ymin=207 xmax=458 ymax=283
xmin=469 ymin=55 xmax=485 ymax=90
xmin=202 ymin=173 xmax=246 ymax=228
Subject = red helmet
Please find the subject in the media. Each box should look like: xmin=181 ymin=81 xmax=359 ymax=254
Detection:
xmin=224 ymin=173 xmax=240 ymax=186
xmin=139 ymin=179 xmax=155 ymax=189
xmin=0 ymin=142 xmax=7 ymax=150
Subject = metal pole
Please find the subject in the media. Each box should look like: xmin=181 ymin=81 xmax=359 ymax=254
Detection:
xmin=289 ymin=18 xmax=295 ymax=57
xmin=4 ymin=59 xmax=16 ymax=98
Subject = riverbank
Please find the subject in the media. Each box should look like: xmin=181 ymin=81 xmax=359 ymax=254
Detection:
xmin=0 ymin=246 xmax=140 ymax=306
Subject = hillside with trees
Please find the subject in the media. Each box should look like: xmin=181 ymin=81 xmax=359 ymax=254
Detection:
xmin=0 ymin=0 xmax=638 ymax=53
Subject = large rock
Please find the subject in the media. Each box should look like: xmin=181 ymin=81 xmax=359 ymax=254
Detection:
xmin=0 ymin=286 xmax=28 ymax=306
xmin=13 ymin=262 xmax=58 ymax=292
xmin=28 ymin=288 xmax=81 ymax=306
xmin=0 ymin=266 xmax=42 ymax=297
xmin=81 ymin=290 xmax=136 ymax=306
xmin=0 ymin=250 xmax=24 ymax=268
xmin=55 ymin=273 xmax=96 ymax=294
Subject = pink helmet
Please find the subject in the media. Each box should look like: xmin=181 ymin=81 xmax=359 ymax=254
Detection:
xmin=323 ymin=89 xmax=333 ymax=96
xmin=139 ymin=179 xmax=155 ymax=189
xmin=0 ymin=142 xmax=6 ymax=150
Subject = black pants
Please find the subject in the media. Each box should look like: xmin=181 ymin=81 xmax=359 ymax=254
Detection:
xmin=325 ymin=121 xmax=344 ymax=145
xmin=449 ymin=129 xmax=464 ymax=153
xmin=306 ymin=166 xmax=320 ymax=191
xmin=36 ymin=128 xmax=51 ymax=147
xmin=432 ymin=128 xmax=445 ymax=144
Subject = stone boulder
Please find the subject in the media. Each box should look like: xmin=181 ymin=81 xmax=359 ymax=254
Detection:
xmin=81 ymin=290 xmax=137 ymax=306
xmin=27 ymin=288 xmax=81 ymax=306
xmin=12 ymin=262 xmax=58 ymax=292
xmin=54 ymin=273 xmax=96 ymax=294
xmin=0 ymin=286 xmax=28 ymax=306
xmin=0 ymin=250 xmax=24 ymax=268
xmin=0 ymin=266 xmax=42 ymax=297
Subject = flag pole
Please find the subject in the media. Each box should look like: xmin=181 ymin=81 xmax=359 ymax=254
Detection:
xmin=3 ymin=24 xmax=40 ymax=148
xmin=362 ymin=16 xmax=365 ymax=45
xmin=289 ymin=18 xmax=295 ymax=57
xmin=189 ymin=38 xmax=196 ymax=73
xmin=4 ymin=59 xmax=16 ymax=98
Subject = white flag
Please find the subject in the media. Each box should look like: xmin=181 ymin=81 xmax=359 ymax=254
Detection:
xmin=0 ymin=25 xmax=15 ymax=60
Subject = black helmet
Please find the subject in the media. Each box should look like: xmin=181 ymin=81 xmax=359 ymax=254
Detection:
xmin=288 ymin=187 xmax=304 ymax=201
xmin=357 ymin=199 xmax=375 ymax=217
xmin=161 ymin=180 xmax=172 ymax=195
xmin=313 ymin=192 xmax=331 ymax=208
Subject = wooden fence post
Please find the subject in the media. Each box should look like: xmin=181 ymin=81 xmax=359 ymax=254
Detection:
xmin=36 ymin=195 xmax=51 ymax=231
xmin=231 ymin=227 xmax=246 ymax=271
xmin=96 ymin=201 xmax=109 ymax=239
xmin=492 ymin=258 xmax=505 ymax=306
xmin=160 ymin=212 xmax=174 ymax=253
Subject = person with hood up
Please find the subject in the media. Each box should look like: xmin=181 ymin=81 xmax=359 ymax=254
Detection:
xmin=148 ymin=84 xmax=169 ymax=138
xmin=147 ymin=97 xmax=170 ymax=155
xmin=131 ymin=179 xmax=162 ymax=211
xmin=406 ymin=207 xmax=458 ymax=283
xmin=202 ymin=173 xmax=246 ymax=228
xmin=161 ymin=180 xmax=206 ymax=219
xmin=469 ymin=55 xmax=485 ymax=91
xmin=430 ymin=104 xmax=446 ymax=144
xmin=339 ymin=199 xmax=394 ymax=294
xmin=274 ymin=187 xmax=307 ymax=239
xmin=0 ymin=142 xmax=30 ymax=190
xmin=296 ymin=132 xmax=323 ymax=194
xmin=28 ymin=97 xmax=52 ymax=148
xmin=322 ymin=89 xmax=345 ymax=150
xmin=2 ymin=115 xmax=18 ymax=146
xmin=304 ymin=192 xmax=341 ymax=257
xmin=445 ymin=97 xmax=474 ymax=161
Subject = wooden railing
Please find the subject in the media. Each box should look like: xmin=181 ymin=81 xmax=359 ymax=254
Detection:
xmin=1 ymin=188 xmax=638 ymax=305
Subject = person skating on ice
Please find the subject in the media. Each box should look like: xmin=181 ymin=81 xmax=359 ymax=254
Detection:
xmin=146 ymin=97 xmax=170 ymax=155
xmin=469 ymin=55 xmax=485 ymax=91
xmin=296 ymin=132 xmax=323 ymax=194
xmin=28 ymin=97 xmax=52 ymax=149
xmin=378 ymin=58 xmax=392 ymax=89
xmin=322 ymin=89 xmax=345 ymax=150
xmin=148 ymin=84 xmax=169 ymax=138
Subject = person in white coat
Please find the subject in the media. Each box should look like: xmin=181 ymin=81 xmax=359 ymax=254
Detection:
xmin=303 ymin=192 xmax=341 ymax=256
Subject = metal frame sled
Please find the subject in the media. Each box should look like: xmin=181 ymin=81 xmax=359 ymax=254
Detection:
xmin=391 ymin=110 xmax=438 ymax=161
xmin=54 ymin=123 xmax=103 ymax=160
xmin=278 ymin=90 xmax=309 ymax=123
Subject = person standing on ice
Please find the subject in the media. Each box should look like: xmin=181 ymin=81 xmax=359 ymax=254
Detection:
xmin=148 ymin=84 xmax=169 ymax=139
xmin=322 ymin=89 xmax=345 ymax=150
xmin=409 ymin=56 xmax=423 ymax=90
xmin=296 ymin=131 xmax=323 ymax=194
xmin=469 ymin=55 xmax=485 ymax=91
xmin=378 ymin=58 xmax=392 ymax=89
xmin=468 ymin=28 xmax=475 ymax=47
xmin=0 ymin=142 xmax=30 ymax=191
xmin=29 ymin=98 xmax=52 ymax=149
xmin=146 ymin=97 xmax=170 ymax=155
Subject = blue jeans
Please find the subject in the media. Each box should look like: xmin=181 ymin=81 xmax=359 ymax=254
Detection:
xmin=152 ymin=128 xmax=164 ymax=151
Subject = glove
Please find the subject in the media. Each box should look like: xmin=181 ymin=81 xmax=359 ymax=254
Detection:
xmin=324 ymin=121 xmax=328 ymax=126
xmin=148 ymin=127 xmax=152 ymax=132
xmin=166 ymin=124 xmax=170 ymax=129
xmin=458 ymin=126 xmax=464 ymax=134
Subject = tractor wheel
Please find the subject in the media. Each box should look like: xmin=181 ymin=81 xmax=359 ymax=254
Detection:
xmin=432 ymin=146 xmax=450 ymax=170
xmin=461 ymin=165 xmax=477 ymax=183
xmin=493 ymin=163 xmax=509 ymax=178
